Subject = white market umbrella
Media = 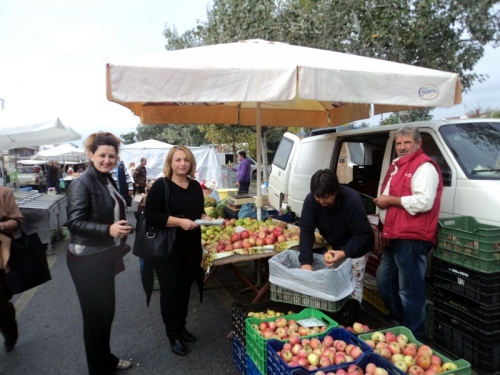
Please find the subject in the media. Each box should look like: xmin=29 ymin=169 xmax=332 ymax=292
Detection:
xmin=0 ymin=118 xmax=81 ymax=150
xmin=122 ymin=139 xmax=173 ymax=149
xmin=106 ymin=39 xmax=462 ymax=219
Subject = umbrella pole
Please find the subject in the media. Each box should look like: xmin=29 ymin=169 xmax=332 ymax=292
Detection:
xmin=256 ymin=102 xmax=262 ymax=221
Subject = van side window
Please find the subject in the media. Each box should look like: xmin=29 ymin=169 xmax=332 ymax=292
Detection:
xmin=420 ymin=133 xmax=452 ymax=187
xmin=334 ymin=133 xmax=388 ymax=214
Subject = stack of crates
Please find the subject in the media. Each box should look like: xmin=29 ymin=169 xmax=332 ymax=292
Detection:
xmin=432 ymin=216 xmax=500 ymax=375
xmin=361 ymin=220 xmax=390 ymax=316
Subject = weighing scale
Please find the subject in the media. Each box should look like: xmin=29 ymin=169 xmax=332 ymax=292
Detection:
xmin=227 ymin=193 xmax=255 ymax=206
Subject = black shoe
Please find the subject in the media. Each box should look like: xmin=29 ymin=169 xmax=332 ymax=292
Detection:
xmin=170 ymin=339 xmax=187 ymax=356
xmin=180 ymin=328 xmax=196 ymax=343
xmin=4 ymin=338 xmax=17 ymax=353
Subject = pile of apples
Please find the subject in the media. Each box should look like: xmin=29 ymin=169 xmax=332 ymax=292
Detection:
xmin=275 ymin=333 xmax=365 ymax=372
xmin=364 ymin=330 xmax=458 ymax=374
xmin=251 ymin=316 xmax=327 ymax=341
xmin=313 ymin=363 xmax=397 ymax=375
xmin=202 ymin=217 xmax=299 ymax=252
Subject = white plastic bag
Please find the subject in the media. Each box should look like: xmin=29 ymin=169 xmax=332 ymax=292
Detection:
xmin=268 ymin=250 xmax=355 ymax=302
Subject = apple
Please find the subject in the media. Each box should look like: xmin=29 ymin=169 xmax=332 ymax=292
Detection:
xmin=277 ymin=234 xmax=287 ymax=243
xmin=323 ymin=251 xmax=335 ymax=263
xmin=288 ymin=322 xmax=299 ymax=332
xmin=408 ymin=365 xmax=425 ymax=375
xmin=313 ymin=348 xmax=323 ymax=356
xmin=275 ymin=317 xmax=287 ymax=328
xmin=371 ymin=331 xmax=386 ymax=344
xmin=230 ymin=232 xmax=240 ymax=243
xmin=373 ymin=368 xmax=389 ymax=375
xmin=301 ymin=338 xmax=310 ymax=346
xmin=281 ymin=349 xmax=293 ymax=362
xmin=417 ymin=345 xmax=433 ymax=356
xmin=258 ymin=231 xmax=267 ymax=239
xmin=334 ymin=353 xmax=346 ymax=365
xmin=352 ymin=322 xmax=365 ymax=334
xmin=283 ymin=343 xmax=292 ymax=351
xmin=307 ymin=365 xmax=317 ymax=371
xmin=375 ymin=347 xmax=391 ymax=360
xmin=416 ymin=354 xmax=431 ymax=370
xmin=224 ymin=244 xmax=233 ymax=251
xmin=265 ymin=236 xmax=276 ymax=245
xmin=275 ymin=327 xmax=288 ymax=339
xmin=375 ymin=342 xmax=388 ymax=349
xmin=427 ymin=364 xmax=443 ymax=373
xmin=255 ymin=238 xmax=265 ymax=246
xmin=242 ymin=241 xmax=252 ymax=249
xmin=319 ymin=355 xmax=331 ymax=367
xmin=345 ymin=343 xmax=355 ymax=355
xmin=322 ymin=348 xmax=335 ymax=362
xmin=385 ymin=331 xmax=397 ymax=344
xmin=307 ymin=353 xmax=319 ymax=367
xmin=391 ymin=353 xmax=404 ymax=364
xmin=322 ymin=335 xmax=334 ymax=348
xmin=349 ymin=346 xmax=363 ymax=360
xmin=441 ymin=362 xmax=458 ymax=371
xmin=298 ymin=327 xmax=310 ymax=337
xmin=289 ymin=334 xmax=300 ymax=346
xmin=259 ymin=322 xmax=269 ymax=331
xmin=364 ymin=339 xmax=376 ymax=349
xmin=347 ymin=364 xmax=363 ymax=375
xmin=430 ymin=355 xmax=442 ymax=366
xmin=298 ymin=348 xmax=308 ymax=359
xmin=291 ymin=343 xmax=302 ymax=356
xmin=388 ymin=341 xmax=401 ymax=354
xmin=396 ymin=333 xmax=409 ymax=348
xmin=365 ymin=363 xmax=377 ymax=374
xmin=272 ymin=228 xmax=283 ymax=238
xmin=232 ymin=241 xmax=243 ymax=249
xmin=403 ymin=346 xmax=417 ymax=357
xmin=403 ymin=355 xmax=416 ymax=368
xmin=297 ymin=357 xmax=309 ymax=367
xmin=239 ymin=230 xmax=250 ymax=240
xmin=309 ymin=337 xmax=321 ymax=349
xmin=393 ymin=361 xmax=408 ymax=373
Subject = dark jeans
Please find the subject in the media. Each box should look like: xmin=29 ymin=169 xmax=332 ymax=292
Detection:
xmin=145 ymin=245 xmax=201 ymax=342
xmin=238 ymin=181 xmax=250 ymax=194
xmin=67 ymin=256 xmax=119 ymax=375
xmin=0 ymin=270 xmax=17 ymax=347
xmin=376 ymin=239 xmax=431 ymax=341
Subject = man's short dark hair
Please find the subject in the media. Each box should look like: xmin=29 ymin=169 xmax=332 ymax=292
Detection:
xmin=310 ymin=169 xmax=340 ymax=197
xmin=238 ymin=150 xmax=247 ymax=158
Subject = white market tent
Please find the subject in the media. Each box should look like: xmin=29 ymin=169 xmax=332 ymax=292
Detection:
xmin=120 ymin=142 xmax=222 ymax=188
xmin=0 ymin=118 xmax=81 ymax=150
xmin=32 ymin=143 xmax=87 ymax=163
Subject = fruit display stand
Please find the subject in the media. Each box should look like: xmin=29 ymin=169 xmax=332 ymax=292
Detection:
xmin=358 ymin=326 xmax=472 ymax=375
xmin=266 ymin=327 xmax=373 ymax=375
xmin=246 ymin=308 xmax=338 ymax=375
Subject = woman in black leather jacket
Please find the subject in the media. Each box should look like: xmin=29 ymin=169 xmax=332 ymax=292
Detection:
xmin=66 ymin=132 xmax=133 ymax=375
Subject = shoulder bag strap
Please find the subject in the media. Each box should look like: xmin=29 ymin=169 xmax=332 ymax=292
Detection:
xmin=163 ymin=178 xmax=170 ymax=216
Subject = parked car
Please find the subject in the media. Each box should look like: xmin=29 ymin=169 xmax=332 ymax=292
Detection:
xmin=16 ymin=165 xmax=47 ymax=190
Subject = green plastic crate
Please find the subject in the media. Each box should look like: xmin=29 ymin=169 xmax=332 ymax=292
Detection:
xmin=425 ymin=301 xmax=434 ymax=341
xmin=435 ymin=216 xmax=500 ymax=273
xmin=359 ymin=326 xmax=471 ymax=375
xmin=270 ymin=283 xmax=350 ymax=312
xmin=245 ymin=307 xmax=338 ymax=375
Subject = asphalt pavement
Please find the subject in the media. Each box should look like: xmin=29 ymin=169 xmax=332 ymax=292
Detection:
xmin=0 ymin=202 xmax=262 ymax=375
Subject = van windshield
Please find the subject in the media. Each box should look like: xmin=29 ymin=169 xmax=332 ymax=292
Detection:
xmin=440 ymin=122 xmax=500 ymax=180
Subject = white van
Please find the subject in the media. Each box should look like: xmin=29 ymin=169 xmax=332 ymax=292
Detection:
xmin=269 ymin=119 xmax=500 ymax=226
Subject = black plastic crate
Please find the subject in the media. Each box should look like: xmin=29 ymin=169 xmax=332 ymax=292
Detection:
xmin=231 ymin=299 xmax=297 ymax=348
xmin=432 ymin=257 xmax=500 ymax=306
xmin=365 ymin=251 xmax=382 ymax=278
xmin=433 ymin=305 xmax=500 ymax=375
xmin=434 ymin=289 xmax=500 ymax=331
xmin=353 ymin=165 xmax=381 ymax=183
xmin=224 ymin=206 xmax=240 ymax=219
xmin=324 ymin=298 xmax=397 ymax=333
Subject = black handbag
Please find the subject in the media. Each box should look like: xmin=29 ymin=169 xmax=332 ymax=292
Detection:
xmin=6 ymin=231 xmax=52 ymax=295
xmin=132 ymin=178 xmax=177 ymax=259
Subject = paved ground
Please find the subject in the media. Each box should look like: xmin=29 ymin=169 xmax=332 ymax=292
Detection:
xmin=0 ymin=202 xmax=256 ymax=375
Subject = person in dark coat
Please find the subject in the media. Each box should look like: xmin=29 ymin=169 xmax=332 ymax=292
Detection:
xmin=45 ymin=160 xmax=60 ymax=193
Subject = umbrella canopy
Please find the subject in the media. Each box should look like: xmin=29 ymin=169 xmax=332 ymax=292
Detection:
xmin=33 ymin=144 xmax=86 ymax=163
xmin=0 ymin=118 xmax=81 ymax=150
xmin=106 ymin=39 xmax=462 ymax=218
xmin=122 ymin=139 xmax=173 ymax=149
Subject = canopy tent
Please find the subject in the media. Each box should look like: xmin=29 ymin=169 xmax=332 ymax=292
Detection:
xmin=106 ymin=39 xmax=462 ymax=219
xmin=0 ymin=118 xmax=81 ymax=150
xmin=32 ymin=144 xmax=87 ymax=163
xmin=123 ymin=139 xmax=173 ymax=149
xmin=120 ymin=143 xmax=222 ymax=188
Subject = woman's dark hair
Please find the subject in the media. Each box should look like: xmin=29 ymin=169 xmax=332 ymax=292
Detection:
xmin=238 ymin=150 xmax=247 ymax=158
xmin=84 ymin=131 xmax=121 ymax=156
xmin=310 ymin=169 xmax=340 ymax=197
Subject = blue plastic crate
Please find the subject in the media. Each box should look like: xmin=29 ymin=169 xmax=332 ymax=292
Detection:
xmin=233 ymin=335 xmax=247 ymax=375
xmin=266 ymin=327 xmax=373 ymax=375
xmin=247 ymin=355 xmax=261 ymax=375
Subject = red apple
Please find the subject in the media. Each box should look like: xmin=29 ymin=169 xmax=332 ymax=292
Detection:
xmin=230 ymin=232 xmax=240 ymax=243
xmin=240 ymin=230 xmax=250 ymax=240
xmin=265 ymin=236 xmax=276 ymax=245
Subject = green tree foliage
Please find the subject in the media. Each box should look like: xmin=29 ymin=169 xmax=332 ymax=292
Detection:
xmin=135 ymin=124 xmax=206 ymax=146
xmin=120 ymin=131 xmax=136 ymax=145
xmin=380 ymin=108 xmax=433 ymax=125
xmin=165 ymin=0 xmax=500 ymax=92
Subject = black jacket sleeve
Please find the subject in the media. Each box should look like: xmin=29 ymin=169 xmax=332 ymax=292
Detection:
xmin=298 ymin=193 xmax=317 ymax=266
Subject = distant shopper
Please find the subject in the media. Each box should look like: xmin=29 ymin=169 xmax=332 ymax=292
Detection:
xmin=230 ymin=151 xmax=251 ymax=194
xmin=133 ymin=158 xmax=147 ymax=194
xmin=67 ymin=165 xmax=74 ymax=176
xmin=374 ymin=125 xmax=442 ymax=341
xmin=46 ymin=160 xmax=61 ymax=194
xmin=0 ymin=186 xmax=25 ymax=353
xmin=111 ymin=162 xmax=134 ymax=207
xmin=298 ymin=169 xmax=373 ymax=302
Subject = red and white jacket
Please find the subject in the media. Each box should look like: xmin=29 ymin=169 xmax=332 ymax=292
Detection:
xmin=381 ymin=149 xmax=443 ymax=244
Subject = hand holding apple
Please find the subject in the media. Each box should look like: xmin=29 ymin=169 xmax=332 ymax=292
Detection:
xmin=323 ymin=250 xmax=346 ymax=266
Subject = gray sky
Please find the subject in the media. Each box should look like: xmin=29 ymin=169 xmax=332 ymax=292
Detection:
xmin=1 ymin=0 xmax=498 ymax=144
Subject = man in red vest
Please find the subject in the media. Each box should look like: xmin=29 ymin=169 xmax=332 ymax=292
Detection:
xmin=373 ymin=125 xmax=443 ymax=341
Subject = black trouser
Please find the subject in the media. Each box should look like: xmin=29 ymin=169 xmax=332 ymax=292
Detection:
xmin=67 ymin=256 xmax=119 ymax=375
xmin=238 ymin=181 xmax=250 ymax=194
xmin=0 ymin=270 xmax=17 ymax=346
xmin=146 ymin=245 xmax=200 ymax=342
